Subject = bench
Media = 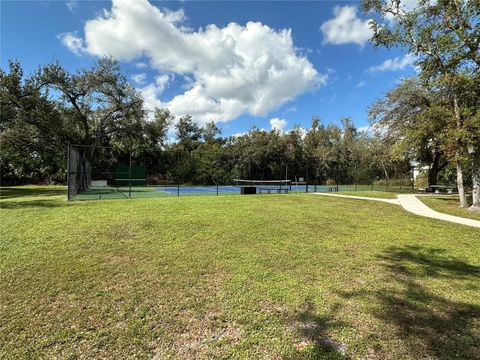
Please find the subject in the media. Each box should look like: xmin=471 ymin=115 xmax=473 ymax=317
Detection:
xmin=91 ymin=180 xmax=108 ymax=187
xmin=426 ymin=185 xmax=457 ymax=194
xmin=258 ymin=187 xmax=289 ymax=194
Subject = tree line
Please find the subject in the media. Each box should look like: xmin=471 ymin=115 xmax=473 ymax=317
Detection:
xmin=1 ymin=0 xmax=479 ymax=209
xmin=0 ymin=58 xmax=407 ymax=188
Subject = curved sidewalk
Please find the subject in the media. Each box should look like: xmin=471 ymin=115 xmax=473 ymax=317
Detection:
xmin=396 ymin=194 xmax=480 ymax=228
xmin=311 ymin=192 xmax=480 ymax=228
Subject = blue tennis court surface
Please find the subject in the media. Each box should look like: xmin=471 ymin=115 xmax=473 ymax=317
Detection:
xmin=74 ymin=183 xmax=372 ymax=200
xmin=155 ymin=185 xmax=349 ymax=194
xmin=157 ymin=185 xmax=240 ymax=194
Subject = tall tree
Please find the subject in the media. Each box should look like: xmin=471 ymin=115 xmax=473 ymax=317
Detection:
xmin=34 ymin=57 xmax=146 ymax=190
xmin=369 ymin=78 xmax=449 ymax=186
xmin=36 ymin=57 xmax=145 ymax=148
xmin=363 ymin=0 xmax=480 ymax=207
xmin=0 ymin=61 xmax=68 ymax=183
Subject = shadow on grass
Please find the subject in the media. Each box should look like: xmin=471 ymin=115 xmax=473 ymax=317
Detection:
xmin=429 ymin=197 xmax=458 ymax=202
xmin=0 ymin=186 xmax=66 ymax=199
xmin=285 ymin=301 xmax=347 ymax=359
xmin=426 ymin=195 xmax=473 ymax=206
xmin=339 ymin=245 xmax=480 ymax=359
xmin=0 ymin=199 xmax=68 ymax=209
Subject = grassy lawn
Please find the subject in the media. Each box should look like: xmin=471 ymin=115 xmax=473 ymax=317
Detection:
xmin=334 ymin=191 xmax=399 ymax=199
xmin=418 ymin=195 xmax=480 ymax=221
xmin=1 ymin=186 xmax=479 ymax=359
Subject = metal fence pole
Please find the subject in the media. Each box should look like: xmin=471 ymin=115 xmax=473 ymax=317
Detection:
xmin=305 ymin=161 xmax=308 ymax=193
xmin=355 ymin=163 xmax=357 ymax=191
xmin=336 ymin=163 xmax=339 ymax=192
xmin=128 ymin=151 xmax=132 ymax=198
xmin=67 ymin=143 xmax=71 ymax=201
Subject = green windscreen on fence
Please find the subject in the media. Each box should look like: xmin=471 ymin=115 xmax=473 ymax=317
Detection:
xmin=114 ymin=164 xmax=146 ymax=186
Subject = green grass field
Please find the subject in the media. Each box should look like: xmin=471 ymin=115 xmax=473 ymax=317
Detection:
xmin=418 ymin=195 xmax=480 ymax=221
xmin=1 ymin=186 xmax=479 ymax=359
xmin=332 ymin=191 xmax=399 ymax=199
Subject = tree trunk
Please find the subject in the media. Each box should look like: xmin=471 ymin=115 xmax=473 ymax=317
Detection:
xmin=471 ymin=164 xmax=480 ymax=211
xmin=456 ymin=160 xmax=467 ymax=208
xmin=381 ymin=163 xmax=389 ymax=189
xmin=453 ymin=94 xmax=468 ymax=208
xmin=428 ymin=152 xmax=440 ymax=185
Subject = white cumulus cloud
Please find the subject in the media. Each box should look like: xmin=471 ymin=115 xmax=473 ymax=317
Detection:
xmin=320 ymin=6 xmax=373 ymax=47
xmin=270 ymin=118 xmax=288 ymax=132
xmin=368 ymin=53 xmax=417 ymax=73
xmin=139 ymin=74 xmax=172 ymax=112
xmin=58 ymin=32 xmax=86 ymax=56
xmin=60 ymin=0 xmax=324 ymax=124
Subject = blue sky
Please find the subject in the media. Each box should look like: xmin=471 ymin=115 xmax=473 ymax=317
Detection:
xmin=1 ymin=0 xmax=417 ymax=137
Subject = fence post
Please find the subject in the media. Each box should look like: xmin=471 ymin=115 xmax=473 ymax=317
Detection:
xmin=305 ymin=161 xmax=308 ymax=193
xmin=67 ymin=143 xmax=71 ymax=201
xmin=128 ymin=151 xmax=132 ymax=199
xmin=336 ymin=163 xmax=339 ymax=192
xmin=355 ymin=163 xmax=357 ymax=191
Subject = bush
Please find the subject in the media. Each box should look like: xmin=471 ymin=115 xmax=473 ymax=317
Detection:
xmin=326 ymin=178 xmax=336 ymax=185
xmin=373 ymin=178 xmax=413 ymax=187
xmin=415 ymin=173 xmax=429 ymax=189
xmin=147 ymin=174 xmax=168 ymax=185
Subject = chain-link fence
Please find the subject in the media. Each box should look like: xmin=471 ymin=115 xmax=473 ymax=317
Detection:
xmin=67 ymin=145 xmax=415 ymax=201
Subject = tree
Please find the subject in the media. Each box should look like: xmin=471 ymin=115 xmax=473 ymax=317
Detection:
xmin=368 ymin=78 xmax=449 ymax=186
xmin=175 ymin=115 xmax=202 ymax=150
xmin=34 ymin=57 xmax=146 ymax=190
xmin=135 ymin=108 xmax=174 ymax=179
xmin=202 ymin=121 xmax=222 ymax=145
xmin=363 ymin=0 xmax=480 ymax=207
xmin=284 ymin=125 xmax=305 ymax=181
xmin=170 ymin=115 xmax=203 ymax=182
xmin=37 ymin=57 xmax=145 ymax=148
xmin=339 ymin=117 xmax=358 ymax=184
xmin=0 ymin=61 xmax=68 ymax=183
xmin=195 ymin=122 xmax=226 ymax=184
xmin=304 ymin=116 xmax=331 ymax=182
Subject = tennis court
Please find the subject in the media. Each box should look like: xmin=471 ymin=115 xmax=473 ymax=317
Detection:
xmin=71 ymin=183 xmax=368 ymax=201
xmin=73 ymin=185 xmax=238 ymax=200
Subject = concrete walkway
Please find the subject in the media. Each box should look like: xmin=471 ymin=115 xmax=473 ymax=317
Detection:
xmin=397 ymin=194 xmax=480 ymax=228
xmin=311 ymin=192 xmax=400 ymax=205
xmin=311 ymin=192 xmax=480 ymax=228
